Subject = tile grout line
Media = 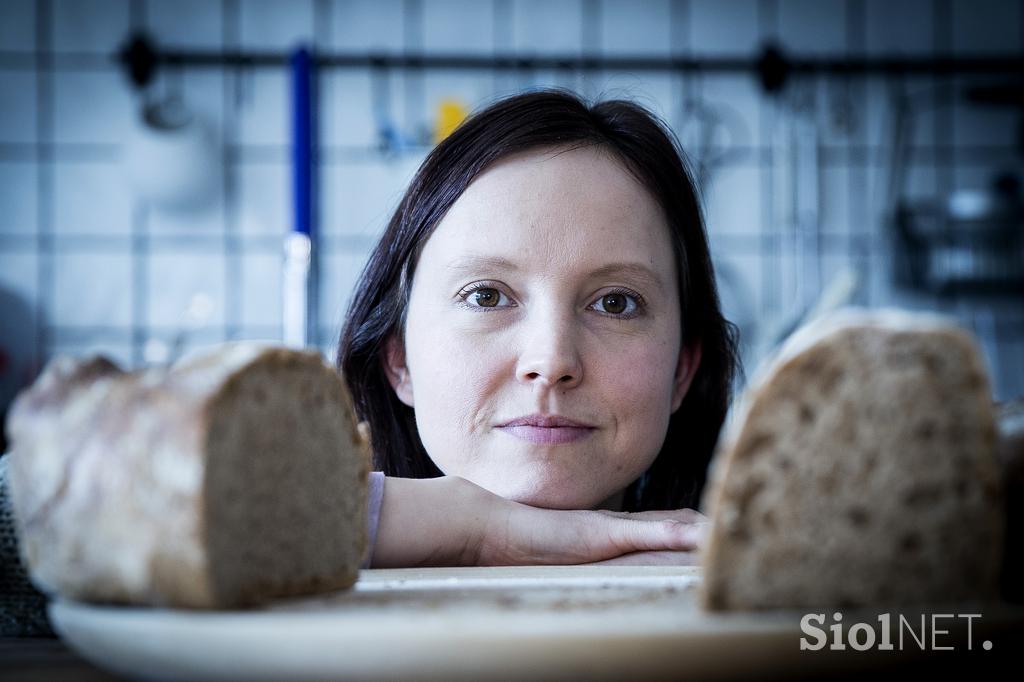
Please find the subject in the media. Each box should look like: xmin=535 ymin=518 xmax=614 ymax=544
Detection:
xmin=34 ymin=0 xmax=53 ymax=372
xmin=224 ymin=0 xmax=241 ymax=343
xmin=846 ymin=0 xmax=866 ymax=304
xmin=312 ymin=0 xmax=332 ymax=348
xmin=129 ymin=0 xmax=147 ymax=367
xmin=758 ymin=0 xmax=778 ymax=319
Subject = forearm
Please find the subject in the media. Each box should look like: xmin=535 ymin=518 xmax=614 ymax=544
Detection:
xmin=367 ymin=474 xmax=706 ymax=568
xmin=370 ymin=475 xmax=494 ymax=568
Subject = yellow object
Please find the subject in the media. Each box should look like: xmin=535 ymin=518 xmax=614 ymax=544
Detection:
xmin=433 ymin=98 xmax=470 ymax=144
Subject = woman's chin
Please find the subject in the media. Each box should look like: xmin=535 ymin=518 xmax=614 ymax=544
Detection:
xmin=451 ymin=457 xmax=615 ymax=509
xmin=487 ymin=484 xmax=602 ymax=510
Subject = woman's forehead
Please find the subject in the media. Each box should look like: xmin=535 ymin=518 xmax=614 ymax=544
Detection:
xmin=420 ymin=146 xmax=675 ymax=280
xmin=458 ymin=145 xmax=651 ymax=216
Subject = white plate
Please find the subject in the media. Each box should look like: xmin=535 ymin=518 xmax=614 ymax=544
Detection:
xmin=48 ymin=565 xmax=1020 ymax=680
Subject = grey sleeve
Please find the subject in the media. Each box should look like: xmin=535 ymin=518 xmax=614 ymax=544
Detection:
xmin=0 ymin=454 xmax=55 ymax=637
xmin=361 ymin=471 xmax=386 ymax=569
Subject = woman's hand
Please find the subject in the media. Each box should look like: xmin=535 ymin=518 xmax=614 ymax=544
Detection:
xmin=473 ymin=485 xmax=710 ymax=567
xmin=372 ymin=475 xmax=709 ymax=568
xmin=579 ymin=508 xmax=710 ymax=565
xmin=582 ymin=551 xmax=700 ymax=565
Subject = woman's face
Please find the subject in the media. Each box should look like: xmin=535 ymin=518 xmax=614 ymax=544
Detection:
xmin=385 ymin=145 xmax=700 ymax=510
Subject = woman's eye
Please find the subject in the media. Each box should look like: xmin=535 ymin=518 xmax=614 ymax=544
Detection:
xmin=473 ymin=287 xmax=501 ymax=307
xmin=461 ymin=286 xmax=510 ymax=309
xmin=458 ymin=285 xmax=642 ymax=317
xmin=592 ymin=291 xmax=640 ymax=317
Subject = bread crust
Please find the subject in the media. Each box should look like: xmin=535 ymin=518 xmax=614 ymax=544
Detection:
xmin=5 ymin=343 xmax=370 ymax=608
xmin=699 ymin=309 xmax=1004 ymax=611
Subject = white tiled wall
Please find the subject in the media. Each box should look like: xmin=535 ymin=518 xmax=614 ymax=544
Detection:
xmin=52 ymin=0 xmax=129 ymax=53
xmin=600 ymin=0 xmax=673 ymax=56
xmin=236 ymin=162 xmax=291 ymax=235
xmin=865 ymin=0 xmax=933 ymax=55
xmin=241 ymin=250 xmax=284 ymax=329
xmin=688 ymin=0 xmax=759 ymax=56
xmin=0 ymin=250 xmax=39 ymax=317
xmin=53 ymin=70 xmax=134 ymax=145
xmin=145 ymin=0 xmax=224 ymax=50
xmin=512 ymin=0 xmax=583 ymax=54
xmin=330 ymin=0 xmax=405 ymax=53
xmin=321 ymin=155 xmax=423 ymax=239
xmin=235 ymin=70 xmax=292 ymax=147
xmin=239 ymin=0 xmax=317 ymax=50
xmin=147 ymin=248 xmax=228 ymax=328
xmin=0 ymin=72 xmax=37 ymax=144
xmin=53 ymin=161 xmax=134 ymax=235
xmin=0 ymin=0 xmax=1022 ymax=403
xmin=777 ymin=0 xmax=847 ymax=53
xmin=951 ymin=0 xmax=1021 ymax=54
xmin=53 ymin=251 xmax=133 ymax=327
xmin=0 ymin=0 xmax=36 ymax=52
xmin=0 ymin=162 xmax=37 ymax=235
xmin=422 ymin=0 xmax=495 ymax=54
xmin=321 ymin=70 xmax=379 ymax=147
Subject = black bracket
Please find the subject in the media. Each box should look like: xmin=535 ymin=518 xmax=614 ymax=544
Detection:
xmin=118 ymin=32 xmax=159 ymax=90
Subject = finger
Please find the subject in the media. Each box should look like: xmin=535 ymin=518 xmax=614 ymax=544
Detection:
xmin=604 ymin=516 xmax=705 ymax=554
xmin=584 ymin=550 xmax=700 ymax=566
xmin=485 ymin=507 xmax=705 ymax=566
xmin=593 ymin=508 xmax=706 ymax=524
xmin=593 ymin=509 xmax=708 ymax=550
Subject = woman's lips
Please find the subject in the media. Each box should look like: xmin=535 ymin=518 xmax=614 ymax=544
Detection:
xmin=497 ymin=425 xmax=595 ymax=444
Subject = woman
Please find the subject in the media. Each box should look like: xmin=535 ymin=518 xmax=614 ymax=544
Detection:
xmin=338 ymin=89 xmax=740 ymax=568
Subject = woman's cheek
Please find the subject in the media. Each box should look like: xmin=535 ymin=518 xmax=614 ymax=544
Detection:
xmin=599 ymin=337 xmax=678 ymax=420
xmin=417 ymin=324 xmax=497 ymax=411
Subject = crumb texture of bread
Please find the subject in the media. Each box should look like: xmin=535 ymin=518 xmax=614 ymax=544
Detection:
xmin=5 ymin=342 xmax=370 ymax=609
xmin=997 ymin=399 xmax=1024 ymax=603
xmin=699 ymin=309 xmax=1004 ymax=611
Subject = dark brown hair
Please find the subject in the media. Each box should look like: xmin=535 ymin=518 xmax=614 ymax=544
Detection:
xmin=337 ymin=89 xmax=740 ymax=511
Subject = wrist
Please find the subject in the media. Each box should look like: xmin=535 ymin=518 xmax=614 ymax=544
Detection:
xmin=372 ymin=474 xmax=505 ymax=568
xmin=443 ymin=475 xmax=507 ymax=566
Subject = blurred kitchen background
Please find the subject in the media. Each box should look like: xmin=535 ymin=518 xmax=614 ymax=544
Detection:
xmin=1 ymin=0 xmax=1022 ymax=447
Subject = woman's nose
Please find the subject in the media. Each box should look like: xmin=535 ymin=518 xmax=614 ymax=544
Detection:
xmin=514 ymin=311 xmax=583 ymax=390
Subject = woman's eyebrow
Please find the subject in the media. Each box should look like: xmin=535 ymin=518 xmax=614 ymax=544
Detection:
xmin=586 ymin=262 xmax=664 ymax=289
xmin=445 ymin=256 xmax=662 ymax=288
xmin=445 ymin=255 xmax=519 ymax=274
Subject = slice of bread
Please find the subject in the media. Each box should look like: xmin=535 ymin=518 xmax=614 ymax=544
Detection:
xmin=5 ymin=342 xmax=370 ymax=609
xmin=997 ymin=399 xmax=1024 ymax=603
xmin=699 ymin=309 xmax=1004 ymax=611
